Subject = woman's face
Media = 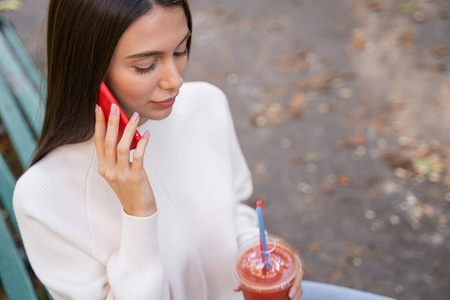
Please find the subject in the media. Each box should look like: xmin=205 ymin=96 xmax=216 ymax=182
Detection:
xmin=106 ymin=6 xmax=190 ymax=123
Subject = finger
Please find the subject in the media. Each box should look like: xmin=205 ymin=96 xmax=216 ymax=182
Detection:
xmin=94 ymin=105 xmax=106 ymax=170
xmin=117 ymin=112 xmax=140 ymax=170
xmin=291 ymin=267 xmax=304 ymax=289
xmin=291 ymin=285 xmax=303 ymax=300
xmin=289 ymin=284 xmax=303 ymax=300
xmin=233 ymin=283 xmax=242 ymax=292
xmin=289 ymin=259 xmax=304 ymax=299
xmin=104 ymin=103 xmax=120 ymax=165
xmin=131 ymin=130 xmax=150 ymax=173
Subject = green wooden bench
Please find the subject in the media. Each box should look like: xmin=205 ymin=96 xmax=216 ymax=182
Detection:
xmin=0 ymin=16 xmax=47 ymax=299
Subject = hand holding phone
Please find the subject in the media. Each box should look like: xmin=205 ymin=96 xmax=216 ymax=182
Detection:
xmin=97 ymin=82 xmax=141 ymax=150
xmin=94 ymin=83 xmax=156 ymax=217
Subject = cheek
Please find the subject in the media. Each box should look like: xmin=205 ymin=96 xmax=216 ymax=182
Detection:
xmin=176 ymin=58 xmax=188 ymax=76
xmin=108 ymin=68 xmax=158 ymax=107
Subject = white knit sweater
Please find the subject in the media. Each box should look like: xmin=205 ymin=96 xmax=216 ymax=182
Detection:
xmin=13 ymin=82 xmax=259 ymax=300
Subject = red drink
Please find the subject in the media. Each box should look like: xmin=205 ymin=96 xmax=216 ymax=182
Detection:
xmin=233 ymin=235 xmax=299 ymax=300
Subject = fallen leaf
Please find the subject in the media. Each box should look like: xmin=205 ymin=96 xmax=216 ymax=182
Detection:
xmin=415 ymin=146 xmax=432 ymax=158
xmin=321 ymin=182 xmax=335 ymax=195
xmin=412 ymin=10 xmax=425 ymax=22
xmin=383 ymin=152 xmax=415 ymax=173
xmin=398 ymin=31 xmax=414 ymax=47
xmin=413 ymin=154 xmax=445 ymax=176
xmin=250 ymin=103 xmax=285 ymax=127
xmin=295 ymin=60 xmax=310 ymax=73
xmin=347 ymin=30 xmax=367 ymax=54
xmin=438 ymin=10 xmax=449 ymax=20
xmin=287 ymin=93 xmax=307 ymax=118
xmin=398 ymin=2 xmax=416 ymax=14
xmin=295 ymin=70 xmax=354 ymax=93
xmin=367 ymin=0 xmax=385 ymax=12
xmin=336 ymin=135 xmax=366 ymax=150
xmin=337 ymin=175 xmax=351 ymax=186
xmin=373 ymin=114 xmax=390 ymax=132
xmin=223 ymin=11 xmax=239 ymax=23
xmin=417 ymin=61 xmax=447 ymax=72
xmin=386 ymin=101 xmax=407 ymax=112
xmin=292 ymin=152 xmax=321 ymax=164
xmin=431 ymin=44 xmax=449 ymax=56
xmin=444 ymin=176 xmax=450 ymax=186
xmin=308 ymin=243 xmax=321 ymax=255
xmin=278 ymin=56 xmax=297 ymax=73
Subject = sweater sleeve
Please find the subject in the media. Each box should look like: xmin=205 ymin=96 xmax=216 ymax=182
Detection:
xmin=222 ymin=93 xmax=260 ymax=247
xmin=13 ymin=169 xmax=169 ymax=300
xmin=107 ymin=211 xmax=169 ymax=299
xmin=230 ymin=131 xmax=260 ymax=247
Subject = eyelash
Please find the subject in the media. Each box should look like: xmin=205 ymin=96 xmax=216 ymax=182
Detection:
xmin=134 ymin=63 xmax=157 ymax=75
xmin=134 ymin=49 xmax=189 ymax=75
xmin=174 ymin=49 xmax=189 ymax=57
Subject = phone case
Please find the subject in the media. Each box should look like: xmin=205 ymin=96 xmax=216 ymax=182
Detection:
xmin=97 ymin=82 xmax=141 ymax=150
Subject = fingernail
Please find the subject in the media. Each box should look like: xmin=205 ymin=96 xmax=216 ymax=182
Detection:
xmin=95 ymin=104 xmax=99 ymax=114
xmin=234 ymin=283 xmax=240 ymax=291
xmin=289 ymin=287 xmax=297 ymax=299
xmin=143 ymin=130 xmax=150 ymax=138
xmin=130 ymin=112 xmax=139 ymax=123
xmin=110 ymin=103 xmax=117 ymax=115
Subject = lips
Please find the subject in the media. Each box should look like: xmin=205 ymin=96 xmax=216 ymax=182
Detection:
xmin=151 ymin=95 xmax=177 ymax=109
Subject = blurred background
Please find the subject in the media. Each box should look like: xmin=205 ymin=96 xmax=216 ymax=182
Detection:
xmin=2 ymin=0 xmax=450 ymax=299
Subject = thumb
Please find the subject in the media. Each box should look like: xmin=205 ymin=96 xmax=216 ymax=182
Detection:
xmin=234 ymin=283 xmax=243 ymax=292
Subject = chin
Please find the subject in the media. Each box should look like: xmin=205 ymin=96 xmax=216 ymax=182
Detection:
xmin=146 ymin=107 xmax=174 ymax=121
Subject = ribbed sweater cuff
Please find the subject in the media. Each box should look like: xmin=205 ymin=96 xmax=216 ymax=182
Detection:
xmin=119 ymin=210 xmax=160 ymax=273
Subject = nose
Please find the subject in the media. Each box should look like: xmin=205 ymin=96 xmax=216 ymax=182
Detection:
xmin=159 ymin=58 xmax=184 ymax=90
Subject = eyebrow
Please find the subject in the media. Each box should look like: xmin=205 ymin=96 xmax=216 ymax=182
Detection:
xmin=125 ymin=31 xmax=191 ymax=59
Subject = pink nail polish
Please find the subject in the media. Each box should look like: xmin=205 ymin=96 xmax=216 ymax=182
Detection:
xmin=95 ymin=104 xmax=99 ymax=115
xmin=143 ymin=130 xmax=150 ymax=138
xmin=110 ymin=103 xmax=117 ymax=115
xmin=234 ymin=283 xmax=240 ymax=291
xmin=130 ymin=112 xmax=139 ymax=123
xmin=289 ymin=287 xmax=297 ymax=299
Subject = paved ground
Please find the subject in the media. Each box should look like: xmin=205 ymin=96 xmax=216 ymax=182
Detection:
xmin=4 ymin=0 xmax=450 ymax=299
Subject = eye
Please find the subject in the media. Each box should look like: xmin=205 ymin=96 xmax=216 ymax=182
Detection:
xmin=174 ymin=49 xmax=189 ymax=57
xmin=134 ymin=63 xmax=157 ymax=75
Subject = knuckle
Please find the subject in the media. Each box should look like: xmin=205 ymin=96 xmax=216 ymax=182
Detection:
xmin=97 ymin=165 xmax=106 ymax=176
xmin=133 ymin=151 xmax=144 ymax=162
xmin=94 ymin=135 xmax=102 ymax=145
xmin=104 ymin=169 xmax=117 ymax=182
xmin=104 ymin=138 xmax=116 ymax=149
xmin=118 ymin=170 xmax=130 ymax=182
xmin=117 ymin=145 xmax=129 ymax=156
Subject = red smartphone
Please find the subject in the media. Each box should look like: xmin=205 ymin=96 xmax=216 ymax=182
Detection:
xmin=97 ymin=82 xmax=141 ymax=150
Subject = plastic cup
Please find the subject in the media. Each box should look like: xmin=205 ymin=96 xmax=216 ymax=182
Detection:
xmin=233 ymin=235 xmax=300 ymax=300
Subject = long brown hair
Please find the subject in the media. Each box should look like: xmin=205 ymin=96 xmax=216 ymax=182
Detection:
xmin=32 ymin=0 xmax=192 ymax=165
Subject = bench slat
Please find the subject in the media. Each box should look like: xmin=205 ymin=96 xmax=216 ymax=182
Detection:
xmin=0 ymin=18 xmax=45 ymax=98
xmin=0 ymin=213 xmax=38 ymax=300
xmin=0 ymin=17 xmax=50 ymax=299
xmin=0 ymin=154 xmax=19 ymax=232
xmin=0 ymin=27 xmax=44 ymax=137
xmin=0 ymin=71 xmax=37 ymax=168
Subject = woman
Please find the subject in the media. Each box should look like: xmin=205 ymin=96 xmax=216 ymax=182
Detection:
xmin=13 ymin=0 xmax=395 ymax=299
xmin=13 ymin=0 xmax=301 ymax=299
